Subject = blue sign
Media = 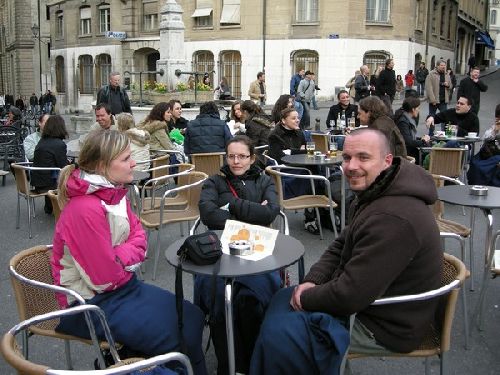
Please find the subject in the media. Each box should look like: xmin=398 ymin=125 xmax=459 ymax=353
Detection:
xmin=105 ymin=31 xmax=127 ymax=39
xmin=328 ymin=34 xmax=340 ymax=39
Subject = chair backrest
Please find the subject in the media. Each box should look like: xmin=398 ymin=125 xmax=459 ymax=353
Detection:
xmin=311 ymin=133 xmax=329 ymax=153
xmin=9 ymin=246 xmax=61 ymax=326
xmin=150 ymin=154 xmax=170 ymax=179
xmin=11 ymin=163 xmax=30 ymax=195
xmin=184 ymin=171 xmax=209 ymax=209
xmin=265 ymin=166 xmax=285 ymax=207
xmin=428 ymin=148 xmax=465 ymax=178
xmin=190 ymin=152 xmax=225 ymax=176
xmin=405 ymin=155 xmax=416 ymax=164
xmin=47 ymin=190 xmax=62 ymax=222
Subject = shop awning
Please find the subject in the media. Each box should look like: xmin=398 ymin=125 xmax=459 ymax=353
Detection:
xmin=475 ymin=31 xmax=495 ymax=49
xmin=191 ymin=8 xmax=213 ymax=18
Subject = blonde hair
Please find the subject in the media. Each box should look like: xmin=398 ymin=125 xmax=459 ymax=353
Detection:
xmin=58 ymin=129 xmax=130 ymax=208
xmin=116 ymin=112 xmax=135 ymax=132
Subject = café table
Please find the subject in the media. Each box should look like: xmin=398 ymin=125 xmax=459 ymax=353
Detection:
xmin=437 ymin=185 xmax=500 ymax=330
xmin=432 ymin=135 xmax=482 ymax=155
xmin=282 ymin=153 xmax=347 ymax=230
xmin=165 ymin=232 xmax=305 ymax=375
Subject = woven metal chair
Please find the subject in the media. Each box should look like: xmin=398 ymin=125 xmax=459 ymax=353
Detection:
xmin=345 ymin=253 xmax=467 ymax=375
xmin=190 ymin=152 xmax=225 ymax=176
xmin=47 ymin=190 xmax=62 ymax=223
xmin=311 ymin=133 xmax=329 ymax=154
xmin=9 ymin=245 xmax=117 ymax=369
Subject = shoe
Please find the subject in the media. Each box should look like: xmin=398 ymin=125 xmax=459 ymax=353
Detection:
xmin=304 ymin=220 xmax=320 ymax=235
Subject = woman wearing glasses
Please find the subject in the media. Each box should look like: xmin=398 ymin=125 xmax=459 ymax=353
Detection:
xmin=197 ymin=135 xmax=280 ymax=375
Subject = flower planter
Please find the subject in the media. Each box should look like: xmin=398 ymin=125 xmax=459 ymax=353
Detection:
xmin=131 ymin=90 xmax=213 ymax=105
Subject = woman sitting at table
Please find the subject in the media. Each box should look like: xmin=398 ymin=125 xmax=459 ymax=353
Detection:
xmin=358 ymin=96 xmax=407 ymax=157
xmin=51 ymin=129 xmax=207 ymax=374
xmin=226 ymin=101 xmax=245 ymax=136
xmin=116 ymin=112 xmax=151 ymax=171
xmin=197 ymin=135 xmax=280 ymax=375
xmin=270 ymin=94 xmax=294 ymax=126
xmin=241 ymin=100 xmax=273 ymax=147
xmin=31 ymin=115 xmax=68 ymax=214
xmin=467 ymin=104 xmax=500 ymax=186
xmin=268 ymin=107 xmax=306 ymax=164
xmin=394 ymin=97 xmax=430 ymax=163
xmin=137 ymin=102 xmax=175 ymax=155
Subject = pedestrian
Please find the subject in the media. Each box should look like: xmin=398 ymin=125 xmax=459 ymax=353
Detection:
xmin=425 ymin=60 xmax=451 ymax=117
xmin=415 ymin=62 xmax=429 ymax=97
xmin=404 ymin=70 xmax=415 ymax=91
xmin=29 ymin=93 xmax=38 ymax=113
xmin=296 ymin=70 xmax=316 ymax=129
xmin=311 ymin=73 xmax=320 ymax=110
xmin=467 ymin=54 xmax=476 ymax=75
xmin=354 ymin=65 xmax=372 ymax=103
xmin=395 ymin=75 xmax=404 ymax=100
xmin=448 ymin=69 xmax=457 ymax=102
xmin=15 ymin=96 xmax=25 ymax=111
xmin=345 ymin=70 xmax=360 ymax=101
xmin=96 ymin=71 xmax=132 ymax=115
xmin=248 ymin=72 xmax=266 ymax=107
xmin=456 ymin=66 xmax=488 ymax=115
xmin=376 ymin=59 xmax=396 ymax=113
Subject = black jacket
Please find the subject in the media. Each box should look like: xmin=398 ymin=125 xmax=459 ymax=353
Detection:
xmin=456 ymin=76 xmax=488 ymax=114
xmin=433 ymin=109 xmax=480 ymax=137
xmin=301 ymin=158 xmax=442 ymax=353
xmin=31 ymin=137 xmax=68 ymax=188
xmin=168 ymin=116 xmax=189 ymax=132
xmin=183 ymin=113 xmax=232 ymax=155
xmin=395 ymin=110 xmax=427 ymax=160
xmin=376 ymin=68 xmax=396 ymax=98
xmin=415 ymin=67 xmax=429 ymax=83
xmin=268 ymin=124 xmax=306 ymax=164
xmin=199 ymin=164 xmax=280 ymax=230
xmin=245 ymin=113 xmax=273 ymax=146
xmin=354 ymin=75 xmax=370 ymax=102
xmin=326 ymin=103 xmax=359 ymax=128
xmin=96 ymin=85 xmax=132 ymax=115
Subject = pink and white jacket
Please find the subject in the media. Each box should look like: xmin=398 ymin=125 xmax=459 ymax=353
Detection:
xmin=51 ymin=169 xmax=147 ymax=307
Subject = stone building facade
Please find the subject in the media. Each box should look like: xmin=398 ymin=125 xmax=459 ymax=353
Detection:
xmin=6 ymin=0 xmax=490 ymax=111
xmin=489 ymin=0 xmax=500 ymax=64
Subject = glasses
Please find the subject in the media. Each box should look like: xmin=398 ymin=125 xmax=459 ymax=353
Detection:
xmin=227 ymin=154 xmax=251 ymax=161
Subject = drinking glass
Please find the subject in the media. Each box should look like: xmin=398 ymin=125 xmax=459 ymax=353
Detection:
xmin=306 ymin=142 xmax=316 ymax=156
xmin=450 ymin=125 xmax=458 ymax=138
xmin=328 ymin=139 xmax=338 ymax=158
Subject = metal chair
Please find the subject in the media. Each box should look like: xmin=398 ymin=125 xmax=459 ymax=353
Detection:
xmin=11 ymin=162 xmax=61 ymax=238
xmin=265 ymin=165 xmax=338 ymax=239
xmin=47 ymin=190 xmax=62 ymax=223
xmin=428 ymin=147 xmax=466 ymax=179
xmin=345 ymin=253 xmax=467 ymax=375
xmin=190 ymin=152 xmax=225 ymax=176
xmin=0 ymin=305 xmax=193 ymax=374
xmin=8 ymin=245 xmax=118 ymax=369
xmin=139 ymin=171 xmax=208 ymax=280
xmin=311 ymin=133 xmax=329 ymax=153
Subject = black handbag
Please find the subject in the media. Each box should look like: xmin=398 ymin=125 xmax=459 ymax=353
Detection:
xmin=176 ymin=231 xmax=222 ymax=265
xmin=175 ymin=232 xmax=222 ymax=354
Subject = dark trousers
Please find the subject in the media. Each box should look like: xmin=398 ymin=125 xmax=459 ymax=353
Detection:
xmin=428 ymin=101 xmax=447 ymax=117
xmin=300 ymin=101 xmax=311 ymax=130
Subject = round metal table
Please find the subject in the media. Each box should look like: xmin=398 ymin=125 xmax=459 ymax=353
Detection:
xmin=438 ymin=185 xmax=500 ymax=330
xmin=166 ymin=232 xmax=305 ymax=375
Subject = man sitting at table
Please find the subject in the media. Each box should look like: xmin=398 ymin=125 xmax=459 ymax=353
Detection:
xmin=90 ymin=104 xmax=117 ymax=131
xmin=425 ymin=96 xmax=479 ymax=137
xmin=249 ymin=128 xmax=443 ymax=375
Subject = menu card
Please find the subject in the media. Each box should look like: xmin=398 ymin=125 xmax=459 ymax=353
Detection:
xmin=221 ymin=220 xmax=279 ymax=261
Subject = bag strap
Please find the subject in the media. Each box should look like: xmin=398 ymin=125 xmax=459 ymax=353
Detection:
xmin=175 ymin=250 xmax=188 ymax=355
xmin=204 ymin=258 xmax=221 ymax=353
xmin=227 ymin=180 xmax=239 ymax=198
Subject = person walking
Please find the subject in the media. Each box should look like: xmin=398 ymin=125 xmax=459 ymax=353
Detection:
xmin=376 ymin=59 xmax=396 ymax=113
xmin=425 ymin=60 xmax=451 ymax=117
xmin=29 ymin=93 xmax=38 ymax=114
xmin=354 ymin=65 xmax=372 ymax=103
xmin=248 ymin=72 xmax=266 ymax=107
xmin=415 ymin=62 xmax=429 ymax=98
xmin=296 ymin=70 xmax=316 ymax=129
xmin=96 ymin=71 xmax=132 ymax=115
xmin=404 ymin=70 xmax=415 ymax=91
xmin=456 ymin=66 xmax=488 ymax=115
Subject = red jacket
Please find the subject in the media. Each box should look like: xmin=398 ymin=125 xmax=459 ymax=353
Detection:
xmin=404 ymin=73 xmax=415 ymax=87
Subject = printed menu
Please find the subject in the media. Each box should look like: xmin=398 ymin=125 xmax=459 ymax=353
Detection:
xmin=221 ymin=220 xmax=279 ymax=261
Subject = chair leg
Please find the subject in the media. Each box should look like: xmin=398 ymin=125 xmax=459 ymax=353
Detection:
xmin=440 ymin=351 xmax=448 ymax=375
xmin=22 ymin=330 xmax=29 ymax=359
xmin=314 ymin=207 xmax=324 ymax=240
xmin=179 ymin=222 xmax=185 ymax=237
xmin=298 ymin=256 xmax=305 ymax=283
xmin=16 ymin=194 xmax=21 ymax=229
xmin=27 ymin=197 xmax=33 ymax=239
xmin=424 ymin=356 xmax=431 ymax=375
xmin=63 ymin=339 xmax=73 ymax=369
xmin=153 ymin=227 xmax=162 ymax=281
xmin=461 ymin=286 xmax=470 ymax=349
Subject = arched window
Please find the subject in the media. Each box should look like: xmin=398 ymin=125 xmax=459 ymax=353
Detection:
xmin=491 ymin=10 xmax=497 ymax=26
xmin=192 ymin=51 xmax=215 ymax=87
xmin=79 ymin=55 xmax=93 ymax=94
xmin=219 ymin=51 xmax=241 ymax=99
xmin=430 ymin=56 xmax=436 ymax=70
xmin=414 ymin=53 xmax=422 ymax=72
xmin=55 ymin=56 xmax=65 ymax=93
xmin=291 ymin=50 xmax=319 ymax=81
xmin=146 ymin=51 xmax=160 ymax=81
xmin=96 ymin=54 xmax=111 ymax=88
xmin=362 ymin=50 xmax=390 ymax=76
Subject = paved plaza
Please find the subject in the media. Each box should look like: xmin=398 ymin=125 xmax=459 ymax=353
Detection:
xmin=0 ymin=70 xmax=499 ymax=374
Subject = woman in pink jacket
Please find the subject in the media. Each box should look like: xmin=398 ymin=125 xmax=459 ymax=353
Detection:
xmin=51 ymin=129 xmax=207 ymax=374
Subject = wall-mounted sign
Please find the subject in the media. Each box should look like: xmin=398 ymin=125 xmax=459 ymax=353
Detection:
xmin=328 ymin=34 xmax=340 ymax=39
xmin=105 ymin=31 xmax=127 ymax=39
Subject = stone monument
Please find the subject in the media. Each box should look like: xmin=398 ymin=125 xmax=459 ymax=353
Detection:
xmin=157 ymin=0 xmax=189 ymax=91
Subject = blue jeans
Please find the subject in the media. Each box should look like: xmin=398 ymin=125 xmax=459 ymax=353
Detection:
xmin=416 ymin=82 xmax=425 ymax=96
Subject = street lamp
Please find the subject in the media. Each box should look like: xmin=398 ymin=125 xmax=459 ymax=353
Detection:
xmin=31 ymin=23 xmax=43 ymax=94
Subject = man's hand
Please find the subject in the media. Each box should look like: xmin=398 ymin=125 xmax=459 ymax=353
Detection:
xmin=425 ymin=116 xmax=435 ymax=129
xmin=421 ymin=134 xmax=431 ymax=143
xmin=261 ymin=200 xmax=268 ymax=206
xmin=290 ymin=282 xmax=316 ymax=311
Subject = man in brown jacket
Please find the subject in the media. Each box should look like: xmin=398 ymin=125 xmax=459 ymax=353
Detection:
xmin=425 ymin=60 xmax=452 ymax=117
xmin=250 ymin=129 xmax=442 ymax=374
xmin=248 ymin=72 xmax=266 ymax=106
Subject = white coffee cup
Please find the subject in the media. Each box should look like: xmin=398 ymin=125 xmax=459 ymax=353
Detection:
xmin=467 ymin=132 xmax=478 ymax=138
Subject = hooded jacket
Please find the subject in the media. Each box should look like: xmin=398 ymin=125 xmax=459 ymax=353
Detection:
xmin=245 ymin=113 xmax=273 ymax=147
xmin=301 ymin=158 xmax=442 ymax=353
xmin=199 ymin=164 xmax=280 ymax=229
xmin=51 ymin=169 xmax=147 ymax=307
xmin=125 ymin=128 xmax=151 ymax=171
xmin=137 ymin=119 xmax=174 ymax=152
xmin=268 ymin=123 xmax=306 ymax=164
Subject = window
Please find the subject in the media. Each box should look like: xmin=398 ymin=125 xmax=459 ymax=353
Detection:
xmin=447 ymin=9 xmax=453 ymax=39
xmin=219 ymin=51 xmax=241 ymax=99
xmin=192 ymin=51 xmax=215 ymax=86
xmin=431 ymin=1 xmax=437 ymax=34
xmin=296 ymin=0 xmax=318 ymax=23
xmin=56 ymin=10 xmax=63 ymax=38
xmin=492 ymin=10 xmax=497 ymax=25
xmin=363 ymin=50 xmax=390 ymax=77
xmin=99 ymin=4 xmax=111 ymax=33
xmin=439 ymin=5 xmax=446 ymax=36
xmin=220 ymin=0 xmax=240 ymax=25
xmin=291 ymin=50 xmax=319 ymax=80
xmin=415 ymin=0 xmax=423 ymax=30
xmin=191 ymin=0 xmax=213 ymax=28
xmin=55 ymin=56 xmax=65 ymax=93
xmin=143 ymin=1 xmax=158 ymax=31
xmin=80 ymin=6 xmax=91 ymax=35
xmin=79 ymin=55 xmax=93 ymax=94
xmin=366 ymin=0 xmax=390 ymax=23
xmin=96 ymin=54 xmax=112 ymax=88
